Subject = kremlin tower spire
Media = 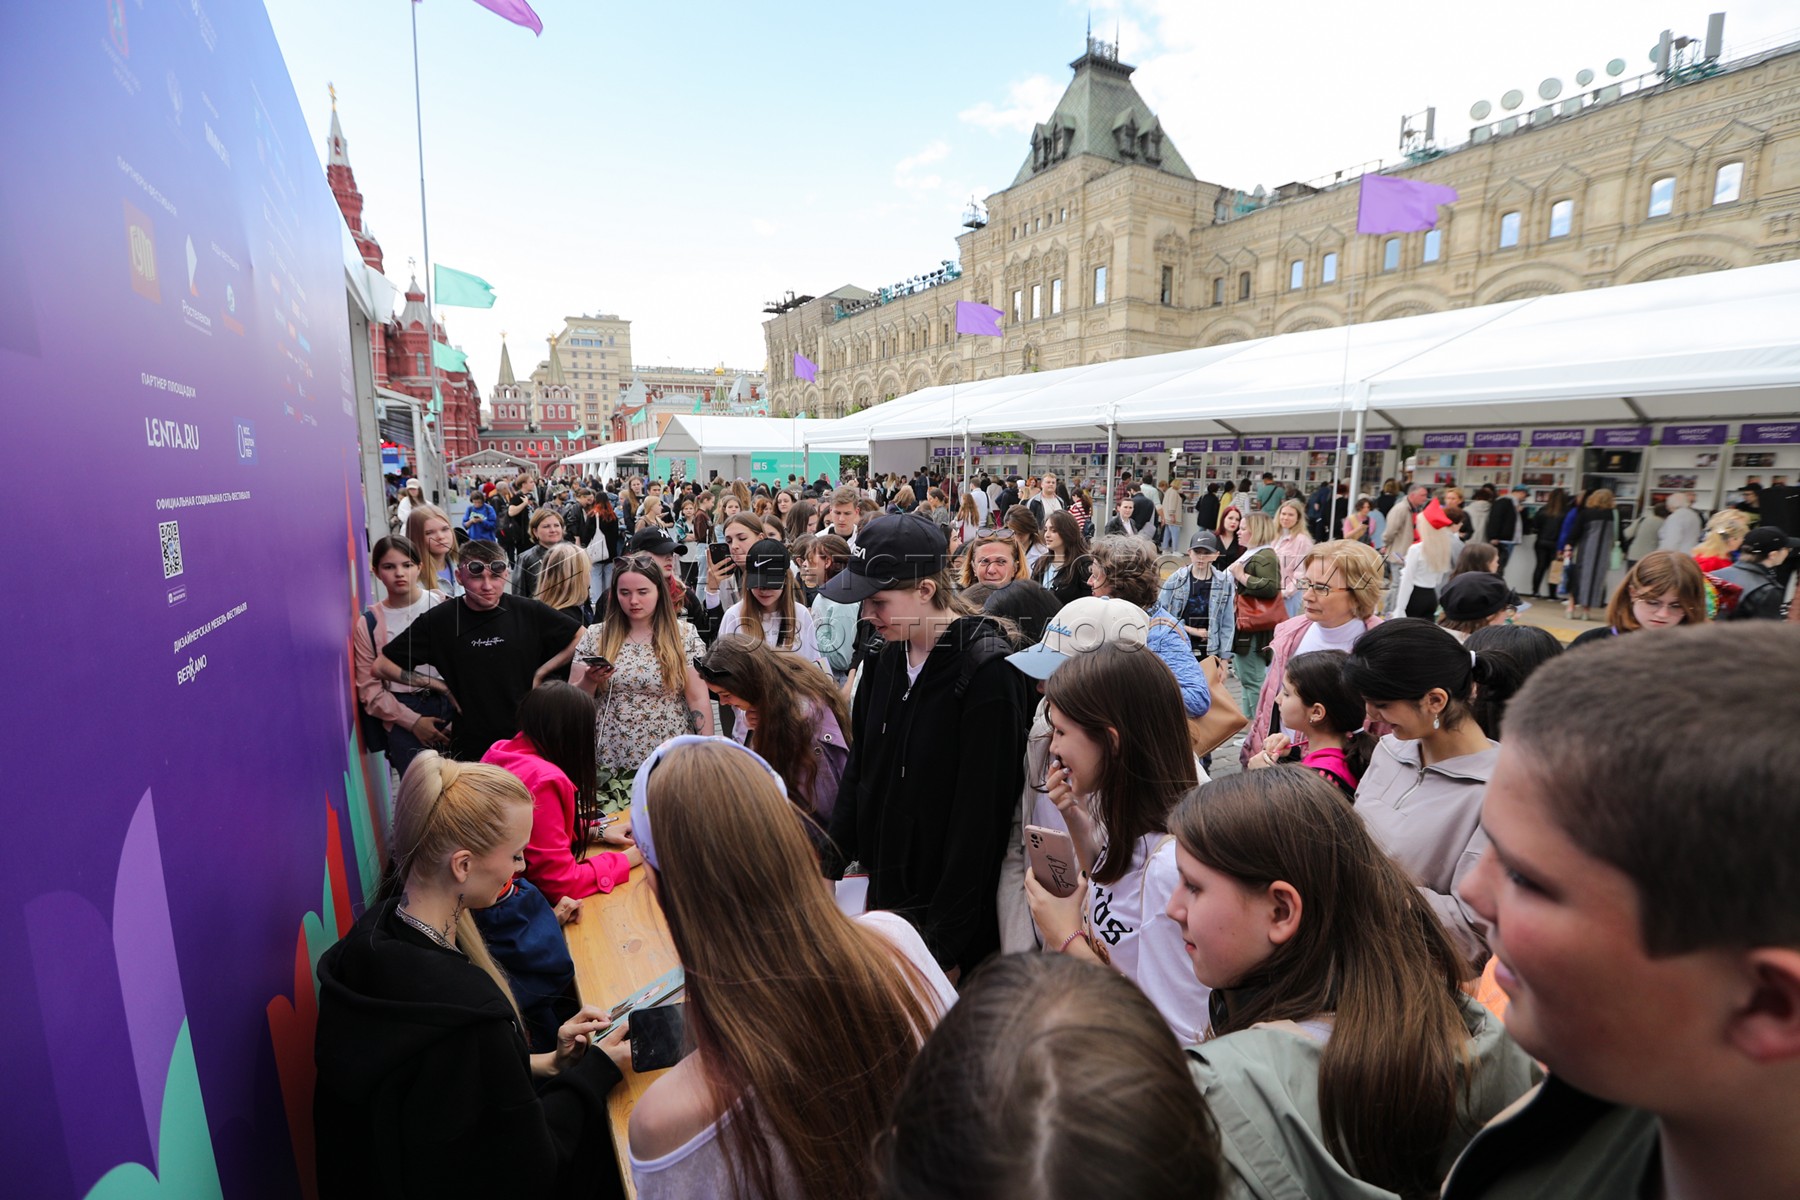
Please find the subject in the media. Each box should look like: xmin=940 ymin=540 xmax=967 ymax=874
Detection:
xmin=325 ymin=85 xmax=385 ymax=272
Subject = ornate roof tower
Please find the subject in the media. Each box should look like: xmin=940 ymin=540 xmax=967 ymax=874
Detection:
xmin=1013 ymin=35 xmax=1195 ymax=186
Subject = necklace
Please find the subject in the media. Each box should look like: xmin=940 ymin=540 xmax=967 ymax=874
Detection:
xmin=396 ymin=904 xmax=462 ymax=954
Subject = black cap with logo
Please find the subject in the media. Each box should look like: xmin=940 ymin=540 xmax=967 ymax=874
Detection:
xmin=816 ymin=513 xmax=948 ymax=603
xmin=743 ymin=539 xmax=792 ymax=590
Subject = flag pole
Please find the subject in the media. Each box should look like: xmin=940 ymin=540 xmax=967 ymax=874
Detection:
xmin=411 ymin=2 xmax=444 ymax=495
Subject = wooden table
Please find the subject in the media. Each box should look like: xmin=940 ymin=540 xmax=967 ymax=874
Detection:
xmin=564 ymin=872 xmax=680 ymax=1198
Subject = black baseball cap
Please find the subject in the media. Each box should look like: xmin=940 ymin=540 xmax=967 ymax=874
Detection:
xmin=816 ymin=513 xmax=947 ymax=603
xmin=1189 ymin=530 xmax=1223 ymax=553
xmin=743 ymin=539 xmax=792 ymax=590
xmin=1740 ymin=525 xmax=1798 ymax=556
xmin=1438 ymin=571 xmax=1518 ymax=621
xmin=626 ymin=528 xmax=687 ymax=557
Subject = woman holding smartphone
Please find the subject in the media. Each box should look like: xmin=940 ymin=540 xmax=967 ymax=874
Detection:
xmin=1020 ymin=642 xmax=1213 ymax=1043
xmin=1167 ymin=768 xmax=1535 ymax=1198
xmin=571 ymin=555 xmax=712 ymax=774
xmin=626 ymin=737 xmax=956 ymax=1200
xmin=352 ymin=534 xmax=453 ymax=778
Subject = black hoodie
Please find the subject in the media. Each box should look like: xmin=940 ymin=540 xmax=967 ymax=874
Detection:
xmin=827 ymin=614 xmax=1028 ymax=977
xmin=313 ymin=899 xmax=623 ymax=1199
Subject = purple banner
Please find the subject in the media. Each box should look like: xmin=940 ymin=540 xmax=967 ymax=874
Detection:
xmin=1473 ymin=430 xmax=1522 ymax=448
xmin=1277 ymin=436 xmax=1310 ymax=451
xmin=1240 ymin=437 xmax=1273 ymax=451
xmin=1212 ymin=438 xmax=1240 ymax=452
xmin=1052 ymin=443 xmax=1073 ymax=454
xmin=1592 ymin=426 xmax=1653 ymax=447
xmin=4 ymin=4 xmax=372 ymax=1197
xmin=1138 ymin=439 xmax=1167 ymax=453
xmin=1313 ymin=435 xmax=1343 ymax=450
xmin=1073 ymin=443 xmax=1095 ymax=454
xmin=1422 ymin=432 xmax=1468 ymax=449
xmin=1739 ymin=422 xmax=1800 ymax=445
xmin=1531 ymin=428 xmax=1588 ymax=447
xmin=1117 ymin=441 xmax=1142 ymax=453
xmin=1661 ymin=424 xmax=1728 ymax=446
xmin=1362 ymin=434 xmax=1395 ymax=450
xmin=1182 ymin=439 xmax=1209 ymax=453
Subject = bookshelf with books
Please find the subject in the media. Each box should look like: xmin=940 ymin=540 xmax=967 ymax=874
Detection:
xmin=1647 ymin=424 xmax=1729 ymax=512
xmin=1725 ymin=422 xmax=1800 ymax=507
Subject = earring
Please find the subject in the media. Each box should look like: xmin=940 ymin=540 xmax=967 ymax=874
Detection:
xmin=1432 ymin=715 xmax=1441 ymax=730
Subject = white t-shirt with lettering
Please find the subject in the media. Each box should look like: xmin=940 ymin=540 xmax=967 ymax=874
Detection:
xmin=1087 ymin=832 xmax=1213 ymax=1046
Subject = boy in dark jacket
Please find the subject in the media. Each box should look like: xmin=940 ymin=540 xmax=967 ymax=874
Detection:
xmin=819 ymin=514 xmax=1029 ymax=981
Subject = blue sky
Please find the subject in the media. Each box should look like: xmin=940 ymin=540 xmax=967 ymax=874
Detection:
xmin=265 ymin=0 xmax=1798 ymax=391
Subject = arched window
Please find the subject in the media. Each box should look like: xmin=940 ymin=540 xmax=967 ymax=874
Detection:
xmin=1548 ymin=199 xmax=1573 ymax=238
xmin=1212 ymin=276 xmax=1224 ymax=305
xmin=1422 ymin=229 xmax=1442 ymax=263
xmin=1288 ymin=260 xmax=1304 ymax=290
xmin=1648 ymin=175 xmax=1676 ymax=218
xmin=1238 ymin=271 xmax=1251 ymax=300
xmin=1322 ymin=252 xmax=1338 ymax=283
xmin=1713 ymin=162 xmax=1743 ymax=205
xmin=1498 ymin=211 xmax=1521 ymax=248
xmin=1382 ymin=239 xmax=1400 ymax=272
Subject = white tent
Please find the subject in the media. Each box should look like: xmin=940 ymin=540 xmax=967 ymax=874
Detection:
xmin=853 ymin=260 xmax=1800 ymax=508
xmin=559 ymin=436 xmax=655 ymax=478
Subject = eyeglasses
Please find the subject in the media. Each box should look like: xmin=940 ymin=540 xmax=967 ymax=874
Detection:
xmin=1296 ymin=581 xmax=1347 ymax=597
xmin=1631 ymin=594 xmax=1685 ymax=615
xmin=463 ymin=561 xmax=509 ymax=578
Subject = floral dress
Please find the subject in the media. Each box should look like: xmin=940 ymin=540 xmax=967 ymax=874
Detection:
xmin=580 ymin=620 xmax=705 ymax=774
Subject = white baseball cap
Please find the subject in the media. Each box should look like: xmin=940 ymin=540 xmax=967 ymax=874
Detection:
xmin=1006 ymin=596 xmax=1150 ymax=680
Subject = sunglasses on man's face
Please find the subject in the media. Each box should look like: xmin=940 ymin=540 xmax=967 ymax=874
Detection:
xmin=464 ymin=561 xmax=510 ymax=578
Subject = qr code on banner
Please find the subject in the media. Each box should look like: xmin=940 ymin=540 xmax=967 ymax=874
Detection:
xmin=159 ymin=520 xmax=184 ymax=579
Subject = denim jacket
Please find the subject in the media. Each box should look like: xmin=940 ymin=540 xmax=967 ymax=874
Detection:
xmin=1158 ymin=566 xmax=1237 ymax=658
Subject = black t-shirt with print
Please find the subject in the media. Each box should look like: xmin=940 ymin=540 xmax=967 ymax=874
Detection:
xmin=384 ymin=595 xmax=580 ymax=761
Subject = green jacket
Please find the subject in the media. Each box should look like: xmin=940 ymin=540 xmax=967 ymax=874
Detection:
xmin=1186 ymin=994 xmax=1539 ymax=1200
xmin=1231 ymin=546 xmax=1282 ymax=656
xmin=1440 ymin=1074 xmax=1658 ymax=1200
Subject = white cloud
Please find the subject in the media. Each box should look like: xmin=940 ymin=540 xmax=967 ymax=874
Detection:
xmin=893 ymin=139 xmax=951 ymax=192
xmin=750 ymin=218 xmax=778 ymax=238
xmin=957 ymin=74 xmax=1062 ymax=134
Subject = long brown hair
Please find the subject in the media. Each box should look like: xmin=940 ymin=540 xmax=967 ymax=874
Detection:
xmin=514 ymin=683 xmax=599 ymax=858
xmin=648 ymin=742 xmax=941 ymax=1200
xmin=1171 ymin=768 xmax=1469 ymax=1197
xmin=405 ymin=503 xmax=458 ymax=590
xmin=875 ymin=954 xmax=1222 ymax=1200
xmin=736 ymin=562 xmax=799 ymax=649
xmin=697 ymin=634 xmax=850 ymax=815
xmin=592 ymin=555 xmax=688 ymax=692
xmin=1607 ymin=549 xmax=1708 ymax=631
xmin=1044 ymin=643 xmax=1196 ymax=884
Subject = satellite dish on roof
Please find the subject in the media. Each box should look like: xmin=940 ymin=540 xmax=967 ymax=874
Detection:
xmin=1538 ymin=77 xmax=1562 ymax=100
xmin=1606 ymin=57 xmax=1627 ymax=76
xmin=1500 ymin=89 xmax=1524 ymax=111
xmin=1575 ymin=67 xmax=1595 ymax=85
xmin=1469 ymin=99 xmax=1492 ymax=120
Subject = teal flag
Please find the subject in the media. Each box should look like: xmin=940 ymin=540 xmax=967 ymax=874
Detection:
xmin=434 ymin=264 xmax=496 ymax=309
xmin=432 ymin=341 xmax=468 ymax=372
xmin=571 ymin=425 xmax=587 ymax=439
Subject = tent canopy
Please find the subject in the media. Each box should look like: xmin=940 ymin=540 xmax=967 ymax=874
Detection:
xmin=560 ymin=436 xmax=655 ymax=468
xmin=653 ymin=415 xmax=859 ymax=456
xmin=855 ymin=260 xmax=1800 ymax=445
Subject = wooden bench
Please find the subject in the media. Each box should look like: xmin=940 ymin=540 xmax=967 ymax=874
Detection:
xmin=564 ymin=872 xmax=678 ymax=1199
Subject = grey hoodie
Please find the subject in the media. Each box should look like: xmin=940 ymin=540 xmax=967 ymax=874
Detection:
xmin=1354 ymin=735 xmax=1498 ymax=965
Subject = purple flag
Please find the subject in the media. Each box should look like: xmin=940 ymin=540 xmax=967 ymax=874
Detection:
xmin=417 ymin=0 xmax=544 ymax=36
xmin=954 ymin=300 xmax=1004 ymax=337
xmin=793 ymin=353 xmax=818 ymax=382
xmin=1356 ymin=174 xmax=1459 ymax=234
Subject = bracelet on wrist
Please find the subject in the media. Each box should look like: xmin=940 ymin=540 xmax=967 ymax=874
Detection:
xmin=1056 ymin=929 xmax=1087 ymax=955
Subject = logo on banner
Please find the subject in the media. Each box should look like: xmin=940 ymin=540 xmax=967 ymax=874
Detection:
xmin=125 ymin=200 xmax=159 ymax=302
xmin=159 ymin=521 xmax=184 ymax=579
xmin=236 ymin=420 xmax=257 ymax=464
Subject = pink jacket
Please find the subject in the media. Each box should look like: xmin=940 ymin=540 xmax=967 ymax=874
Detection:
xmin=1244 ymin=613 xmax=1386 ymax=762
xmin=482 ymin=734 xmax=631 ymax=903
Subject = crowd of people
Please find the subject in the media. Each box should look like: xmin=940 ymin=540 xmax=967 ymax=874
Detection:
xmin=322 ymin=462 xmax=1800 ymax=1199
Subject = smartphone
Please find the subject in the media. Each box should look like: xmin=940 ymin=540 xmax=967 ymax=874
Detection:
xmin=707 ymin=542 xmax=732 ymax=565
xmin=629 ymin=1003 xmax=691 ymax=1073
xmin=579 ymin=654 xmax=612 ymax=668
xmin=1025 ymin=825 xmax=1081 ymax=898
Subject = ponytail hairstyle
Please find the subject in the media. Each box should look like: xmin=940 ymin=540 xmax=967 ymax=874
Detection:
xmin=875 ymin=954 xmax=1222 ymax=1200
xmin=383 ymin=754 xmax=531 ymax=1025
xmin=1462 ymin=624 xmax=1564 ymax=740
xmin=1345 ymin=618 xmax=1504 ymax=734
xmin=514 ymin=682 xmax=599 ymax=856
xmin=533 ymin=542 xmax=590 ymax=613
xmin=1280 ymin=650 xmax=1375 ymax=783
xmin=1170 ymin=767 xmax=1468 ymax=1197
xmin=1042 ymin=642 xmax=1197 ymax=884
